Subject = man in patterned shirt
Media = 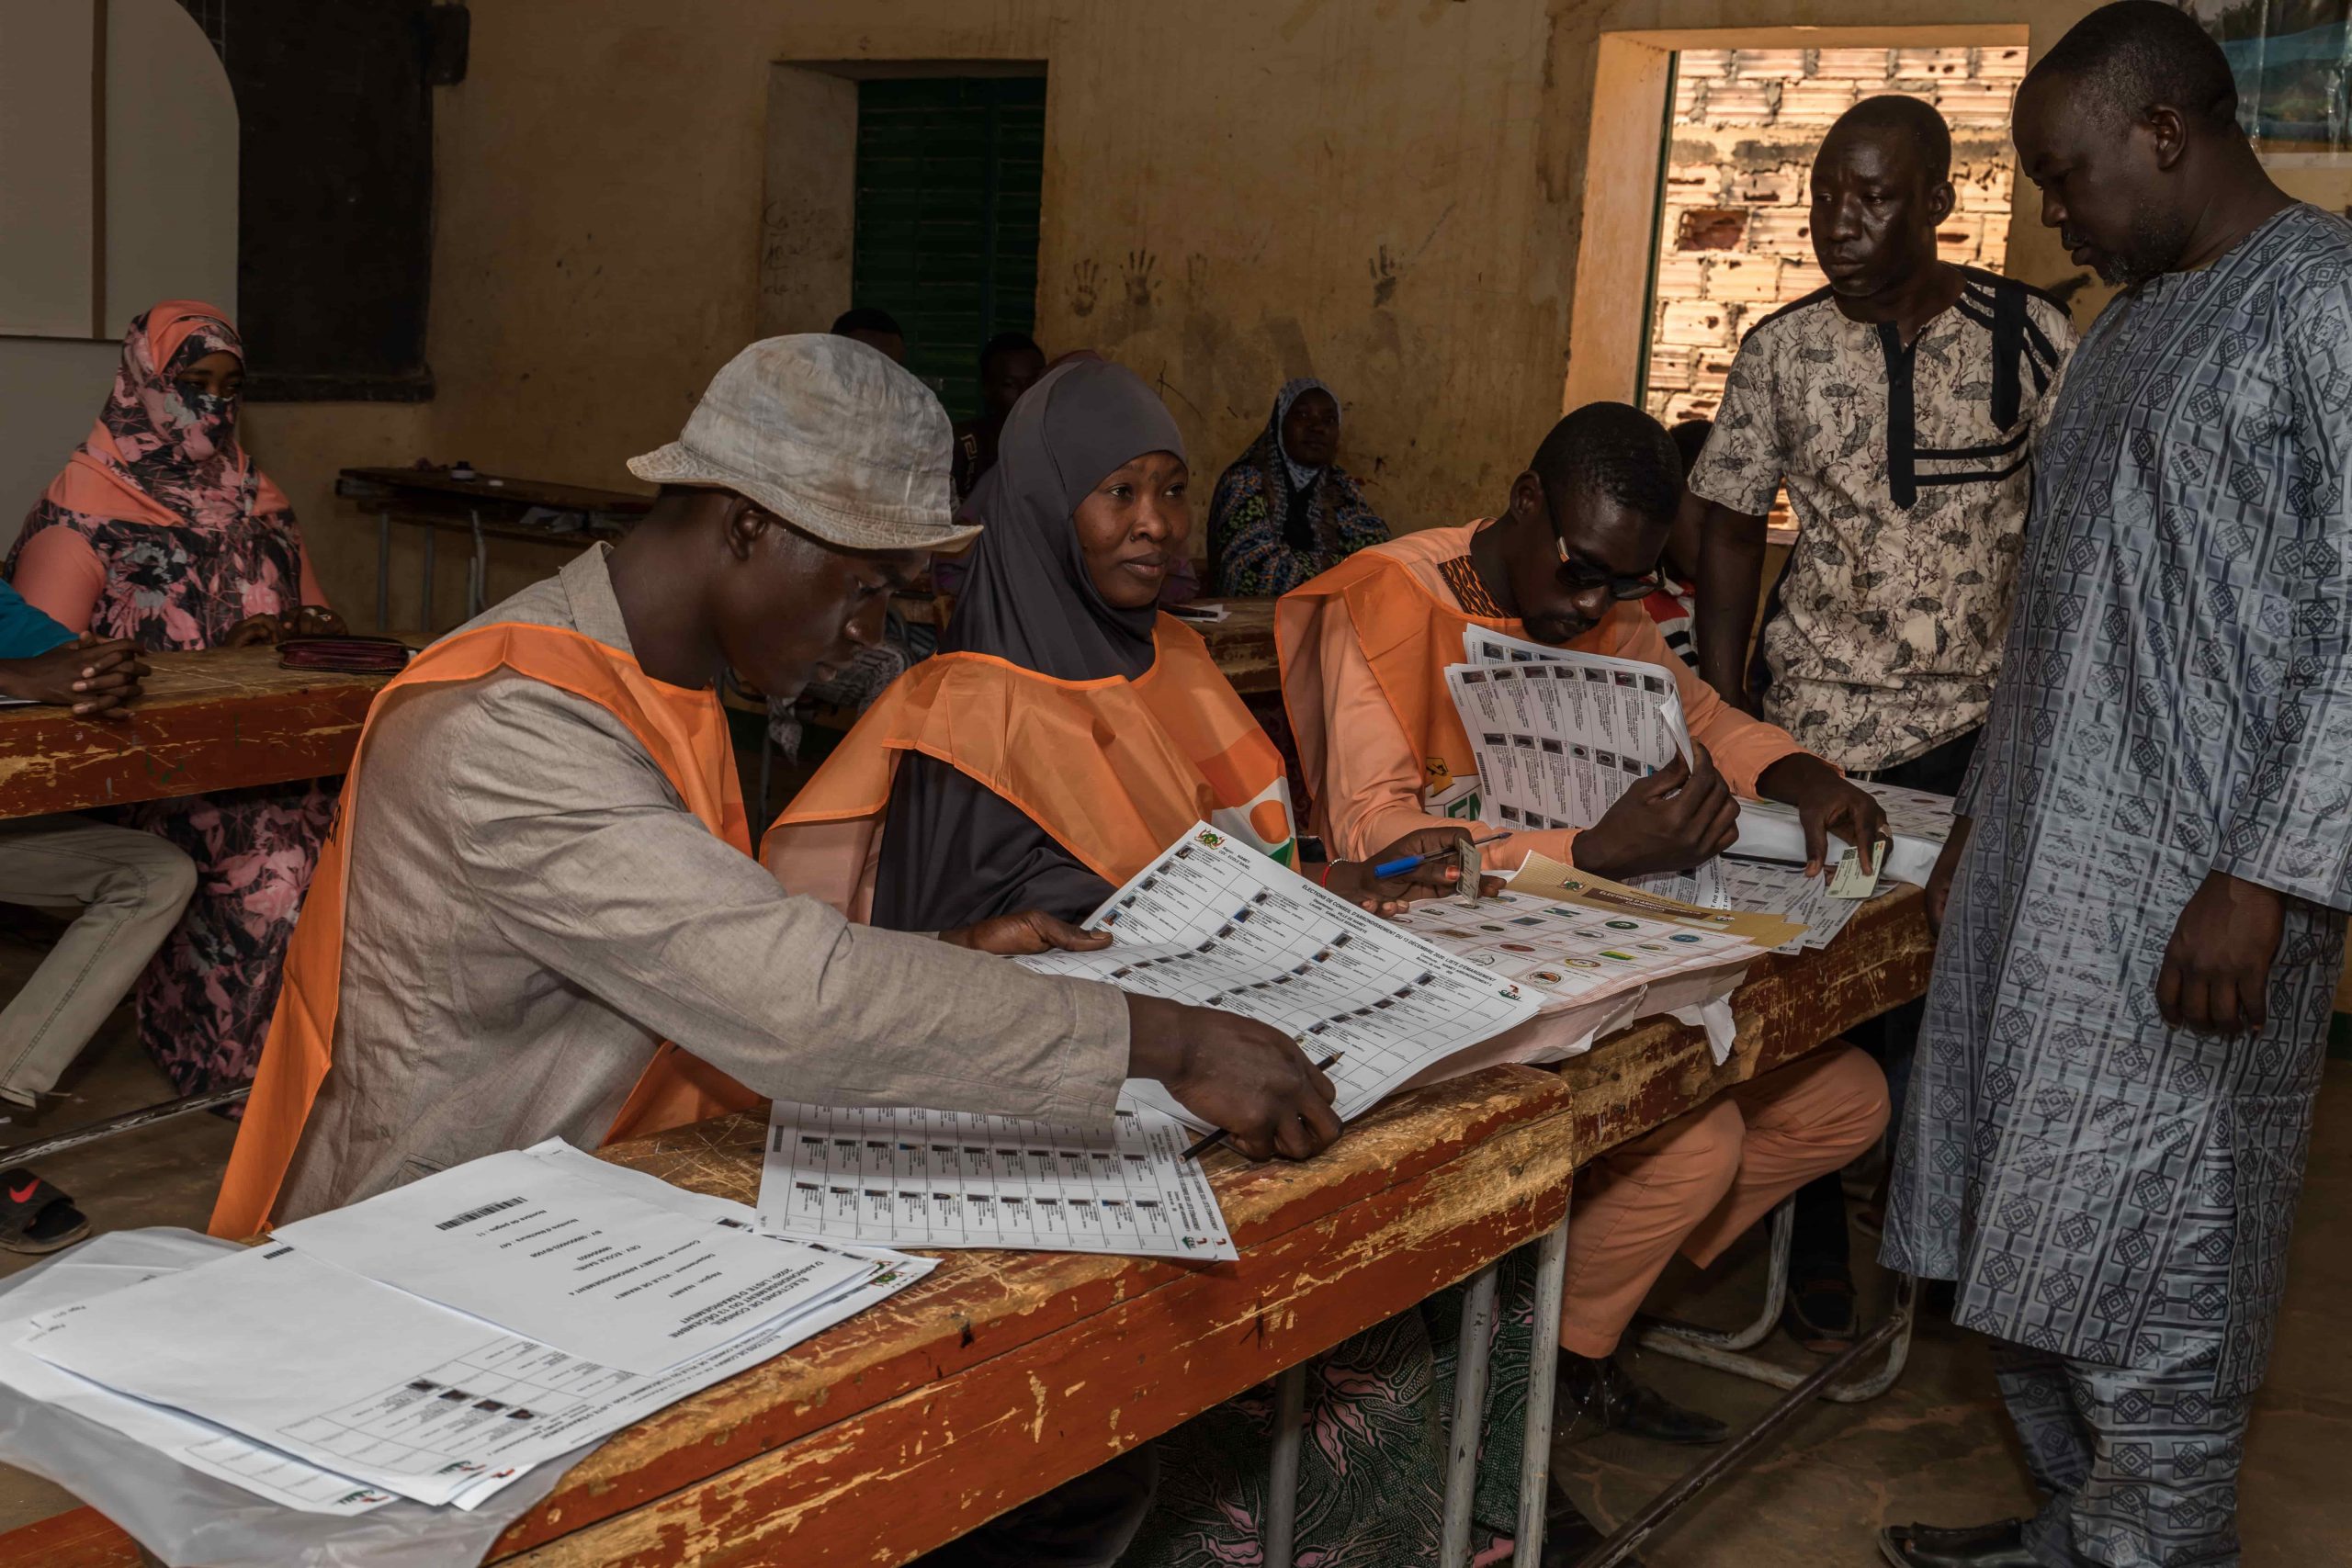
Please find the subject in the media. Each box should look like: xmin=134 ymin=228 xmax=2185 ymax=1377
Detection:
xmin=1880 ymin=6 xmax=2352 ymax=1565
xmin=1684 ymin=94 xmax=2077 ymax=1353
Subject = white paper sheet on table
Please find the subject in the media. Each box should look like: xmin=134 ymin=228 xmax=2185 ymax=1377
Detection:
xmin=1729 ymin=783 xmax=1955 ymax=890
xmin=754 ymin=1102 xmax=1236 ymax=1259
xmin=274 ymin=1145 xmax=869 ymax=1375
xmin=1015 ymin=823 xmax=1540 ymax=1127
xmin=1386 ymin=886 xmax=1759 ymax=1004
xmin=0 ymin=1233 xmax=397 ymax=1516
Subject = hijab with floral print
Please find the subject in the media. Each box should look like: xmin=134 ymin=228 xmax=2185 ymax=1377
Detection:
xmin=88 ymin=303 xmax=260 ymax=531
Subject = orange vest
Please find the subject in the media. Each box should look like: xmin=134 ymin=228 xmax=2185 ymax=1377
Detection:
xmin=209 ymin=623 xmax=761 ymax=1238
xmin=1274 ymin=543 xmax=1514 ymax=815
xmin=762 ymin=616 xmax=1292 ymax=919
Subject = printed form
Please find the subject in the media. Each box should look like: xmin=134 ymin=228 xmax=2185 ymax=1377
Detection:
xmin=274 ymin=1145 xmax=870 ymax=1374
xmin=756 ymin=1102 xmax=1236 ymax=1259
xmin=19 ymin=1155 xmax=934 ymax=1513
xmin=1450 ymin=626 xmax=1725 ymax=908
xmin=1016 ymin=823 xmax=1540 ymax=1125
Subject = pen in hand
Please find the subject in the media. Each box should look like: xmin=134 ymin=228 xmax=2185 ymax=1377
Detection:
xmin=1368 ymin=831 xmax=1509 ymax=881
xmin=1181 ymin=1050 xmax=1346 ymax=1162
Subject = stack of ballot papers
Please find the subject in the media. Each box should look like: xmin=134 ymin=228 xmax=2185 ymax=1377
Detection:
xmin=1449 ymin=625 xmax=1725 ymax=908
xmin=1008 ymin=825 xmax=1801 ymax=1134
xmin=755 ymin=1100 xmax=1238 ymax=1258
xmin=1388 ymin=852 xmax=1801 ymax=1004
xmin=1729 ymin=780 xmax=1956 ymax=892
xmin=0 ymin=1139 xmax=933 ymax=1518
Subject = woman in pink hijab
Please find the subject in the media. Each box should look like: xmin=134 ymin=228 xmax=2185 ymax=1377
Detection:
xmin=7 ymin=300 xmax=343 ymax=1099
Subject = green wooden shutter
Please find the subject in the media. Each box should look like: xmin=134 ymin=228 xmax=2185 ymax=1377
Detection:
xmin=853 ymin=77 xmax=1046 ymax=422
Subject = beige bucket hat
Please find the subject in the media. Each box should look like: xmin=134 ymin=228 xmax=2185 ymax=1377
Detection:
xmin=628 ymin=333 xmax=976 ymax=551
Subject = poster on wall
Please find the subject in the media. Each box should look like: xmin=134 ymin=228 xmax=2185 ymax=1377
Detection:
xmin=2183 ymin=0 xmax=2352 ymax=164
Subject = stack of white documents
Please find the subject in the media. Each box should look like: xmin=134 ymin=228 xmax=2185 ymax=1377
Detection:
xmin=0 ymin=1139 xmax=932 ymax=1520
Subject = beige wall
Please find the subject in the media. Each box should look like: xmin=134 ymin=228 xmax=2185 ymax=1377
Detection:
xmin=275 ymin=0 xmax=2140 ymax=596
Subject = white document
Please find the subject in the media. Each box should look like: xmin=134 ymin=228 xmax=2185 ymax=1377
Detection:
xmin=23 ymin=1224 xmax=932 ymax=1512
xmin=1453 ymin=633 xmax=1726 ymax=909
xmin=756 ymin=1102 xmax=1236 ymax=1260
xmin=275 ymin=1145 xmax=869 ymax=1375
xmin=1716 ymin=856 xmax=1867 ymax=954
xmin=1728 ymin=783 xmax=1954 ymax=889
xmin=0 ymin=1233 xmax=397 ymax=1516
xmin=1016 ymin=823 xmax=1539 ymax=1124
xmin=1386 ymin=886 xmax=1757 ymax=1004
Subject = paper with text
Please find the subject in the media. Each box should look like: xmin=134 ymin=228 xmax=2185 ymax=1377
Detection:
xmin=756 ymin=1102 xmax=1236 ymax=1259
xmin=1015 ymin=824 xmax=1540 ymax=1124
xmin=275 ymin=1145 xmax=869 ymax=1375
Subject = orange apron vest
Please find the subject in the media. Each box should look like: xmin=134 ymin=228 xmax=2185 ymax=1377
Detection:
xmin=762 ymin=615 xmax=1293 ymax=919
xmin=208 ymin=623 xmax=761 ymax=1238
xmin=1274 ymin=545 xmax=1515 ymax=818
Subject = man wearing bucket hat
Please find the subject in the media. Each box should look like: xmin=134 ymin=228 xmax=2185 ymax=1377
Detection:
xmin=211 ymin=336 xmax=1340 ymax=1253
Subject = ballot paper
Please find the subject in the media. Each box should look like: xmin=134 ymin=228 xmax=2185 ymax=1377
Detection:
xmin=0 ymin=1234 xmax=397 ymax=1516
xmin=22 ymin=1223 xmax=933 ymax=1514
xmin=1450 ymin=629 xmax=1726 ymax=909
xmin=1016 ymin=823 xmax=1540 ymax=1124
xmin=274 ymin=1145 xmax=869 ymax=1375
xmin=1389 ymin=854 xmax=1796 ymax=1005
xmin=1715 ymin=856 xmax=1870 ymax=954
xmin=755 ymin=1101 xmax=1237 ymax=1259
xmin=1728 ymin=782 xmax=1956 ymax=889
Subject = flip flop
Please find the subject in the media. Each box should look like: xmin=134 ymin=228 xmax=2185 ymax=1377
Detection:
xmin=0 ymin=1167 xmax=90 ymax=1255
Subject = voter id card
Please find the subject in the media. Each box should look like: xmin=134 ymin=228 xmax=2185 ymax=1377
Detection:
xmin=1826 ymin=845 xmax=1881 ymax=901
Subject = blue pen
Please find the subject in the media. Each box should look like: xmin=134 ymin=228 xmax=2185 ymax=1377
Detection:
xmin=1370 ymin=831 xmax=1509 ymax=880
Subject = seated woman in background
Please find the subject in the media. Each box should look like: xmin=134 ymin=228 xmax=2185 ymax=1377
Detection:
xmin=765 ymin=358 xmax=1537 ymax=1567
xmin=1207 ymin=377 xmax=1388 ymax=597
xmin=6 ymin=300 xmax=343 ymax=1099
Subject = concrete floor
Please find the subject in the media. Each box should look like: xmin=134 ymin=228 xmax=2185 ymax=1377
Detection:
xmin=0 ymin=911 xmax=2342 ymax=1562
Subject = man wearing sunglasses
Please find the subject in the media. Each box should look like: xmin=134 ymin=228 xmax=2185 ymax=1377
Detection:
xmin=1275 ymin=400 xmax=1891 ymax=1537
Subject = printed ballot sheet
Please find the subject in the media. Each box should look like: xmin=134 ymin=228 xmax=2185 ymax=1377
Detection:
xmin=21 ymin=1224 xmax=933 ymax=1513
xmin=756 ymin=1102 xmax=1237 ymax=1259
xmin=1730 ymin=782 xmax=1956 ymax=890
xmin=0 ymin=1234 xmax=397 ymax=1517
xmin=1015 ymin=823 xmax=1540 ymax=1123
xmin=1450 ymin=627 xmax=1725 ymax=909
xmin=274 ymin=1145 xmax=869 ymax=1375
xmin=1390 ymin=888 xmax=1758 ymax=1003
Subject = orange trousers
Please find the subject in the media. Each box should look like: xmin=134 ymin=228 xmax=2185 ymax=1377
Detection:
xmin=1557 ymin=1043 xmax=1889 ymax=1357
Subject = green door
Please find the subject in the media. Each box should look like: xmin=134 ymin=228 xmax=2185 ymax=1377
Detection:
xmin=852 ymin=77 xmax=1046 ymax=422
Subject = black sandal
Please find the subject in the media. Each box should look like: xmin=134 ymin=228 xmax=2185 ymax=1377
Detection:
xmin=0 ymin=1168 xmax=89 ymax=1255
xmin=1781 ymin=1272 xmax=1860 ymax=1353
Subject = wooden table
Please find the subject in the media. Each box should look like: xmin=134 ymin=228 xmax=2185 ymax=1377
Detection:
xmin=0 ymin=648 xmax=389 ymax=822
xmin=1186 ymin=600 xmax=1280 ymax=695
xmin=0 ymin=893 xmax=1930 ymax=1568
xmin=337 ymin=468 xmax=652 ymax=635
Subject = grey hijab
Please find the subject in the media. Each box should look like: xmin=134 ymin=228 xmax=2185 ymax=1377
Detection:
xmin=941 ymin=358 xmax=1186 ymax=681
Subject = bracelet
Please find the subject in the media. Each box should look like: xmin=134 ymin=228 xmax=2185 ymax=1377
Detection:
xmin=1317 ymin=862 xmax=1335 ymax=888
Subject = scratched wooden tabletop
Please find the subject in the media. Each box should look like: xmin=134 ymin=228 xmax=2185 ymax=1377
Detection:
xmin=0 ymin=647 xmax=388 ymax=822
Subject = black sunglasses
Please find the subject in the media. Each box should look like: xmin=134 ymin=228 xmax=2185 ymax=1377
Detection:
xmin=1555 ymin=535 xmax=1663 ymax=601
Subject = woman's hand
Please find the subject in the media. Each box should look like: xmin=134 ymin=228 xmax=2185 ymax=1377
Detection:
xmin=223 ymin=606 xmax=347 ymax=648
xmin=222 ymin=614 xmax=285 ymax=648
xmin=1321 ymin=827 xmax=1502 ymax=916
xmin=941 ymin=909 xmax=1113 ymax=956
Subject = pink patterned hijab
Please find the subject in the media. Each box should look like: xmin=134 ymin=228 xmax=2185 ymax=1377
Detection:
xmin=45 ymin=300 xmax=290 ymax=530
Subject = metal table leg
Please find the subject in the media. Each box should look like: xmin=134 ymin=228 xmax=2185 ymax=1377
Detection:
xmin=1263 ymin=1361 xmax=1307 ymax=1568
xmin=1438 ymin=1259 xmax=1500 ymax=1568
xmin=1514 ymin=1207 xmax=1573 ymax=1563
xmin=0 ymin=1086 xmax=249 ymax=1163
xmin=375 ymin=510 xmax=391 ymax=632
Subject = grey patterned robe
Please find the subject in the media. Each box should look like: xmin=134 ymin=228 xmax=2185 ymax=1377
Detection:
xmin=1883 ymin=205 xmax=2352 ymax=1397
